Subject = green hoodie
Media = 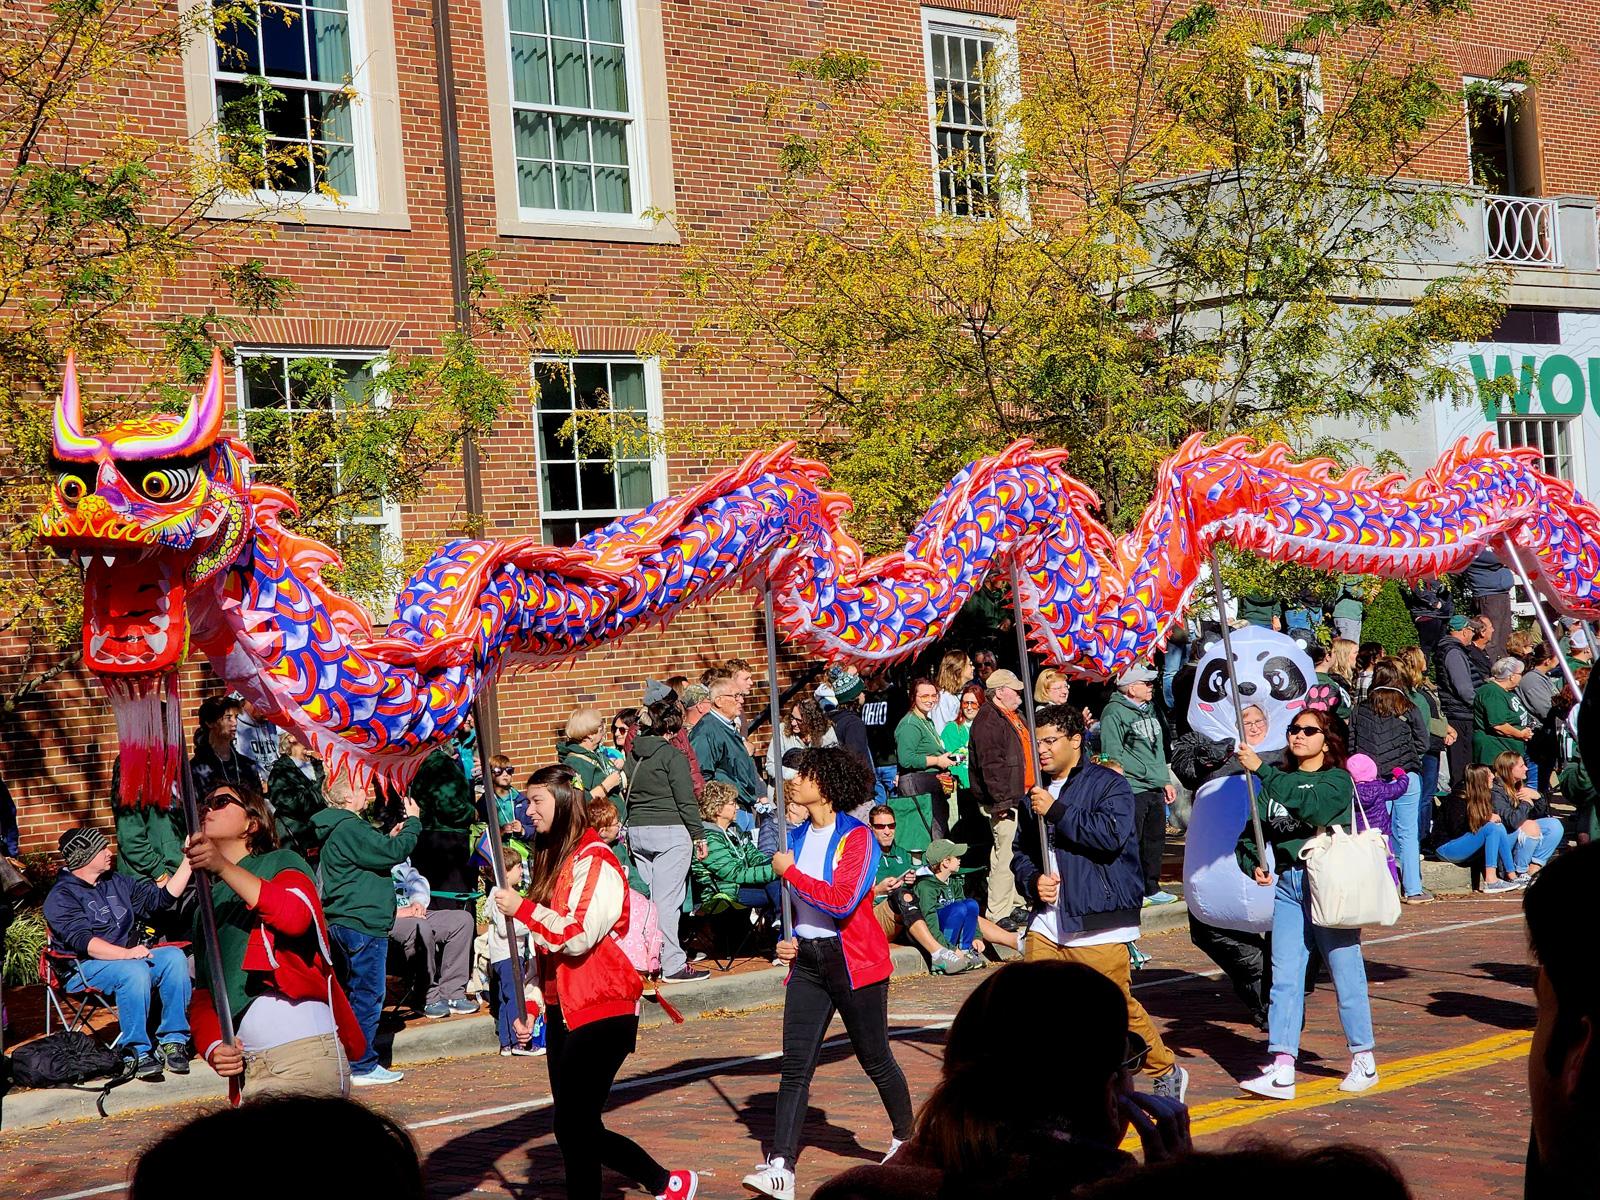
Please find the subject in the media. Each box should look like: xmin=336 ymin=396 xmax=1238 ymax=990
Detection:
xmin=309 ymin=808 xmax=421 ymax=937
xmin=1098 ymin=694 xmax=1170 ymax=792
xmin=267 ymin=754 xmax=326 ymax=855
xmin=1236 ymin=762 xmax=1355 ymax=874
xmin=411 ymin=748 xmax=477 ymax=832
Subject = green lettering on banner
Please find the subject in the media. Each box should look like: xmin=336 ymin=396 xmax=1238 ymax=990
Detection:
xmin=1590 ymin=359 xmax=1600 ymax=416
xmin=1538 ymin=354 xmax=1586 ymax=415
xmin=1469 ymin=353 xmax=1536 ymax=417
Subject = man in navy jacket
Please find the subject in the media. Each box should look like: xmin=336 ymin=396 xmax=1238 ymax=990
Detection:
xmin=1012 ymin=704 xmax=1188 ymax=1103
xmin=43 ymin=826 xmax=194 ymax=1078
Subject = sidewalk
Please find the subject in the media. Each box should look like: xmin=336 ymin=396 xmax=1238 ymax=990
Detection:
xmin=0 ymin=898 xmax=1193 ymax=1132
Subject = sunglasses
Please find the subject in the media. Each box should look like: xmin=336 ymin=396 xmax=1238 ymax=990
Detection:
xmin=871 ymin=822 xmax=896 ymax=831
xmin=1122 ymin=1032 xmax=1150 ymax=1074
xmin=201 ymin=791 xmax=244 ymax=813
xmin=492 ymin=766 xmax=515 ymax=775
xmin=1286 ymin=723 xmax=1324 ymax=737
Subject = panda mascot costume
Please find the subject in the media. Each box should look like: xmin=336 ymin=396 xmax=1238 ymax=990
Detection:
xmin=1172 ymin=626 xmax=1322 ymax=1029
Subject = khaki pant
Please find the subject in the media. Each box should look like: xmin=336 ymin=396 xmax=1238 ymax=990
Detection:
xmin=242 ymin=1032 xmax=351 ymax=1101
xmin=984 ymin=812 xmax=1019 ymax=924
xmin=1024 ymin=933 xmax=1176 ymax=1078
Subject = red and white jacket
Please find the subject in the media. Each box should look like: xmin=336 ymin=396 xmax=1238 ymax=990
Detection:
xmin=513 ymin=830 xmax=642 ymax=1030
xmin=190 ymin=868 xmax=365 ymax=1066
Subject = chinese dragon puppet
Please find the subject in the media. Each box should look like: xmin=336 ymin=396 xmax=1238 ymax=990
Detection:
xmin=39 ymin=351 xmax=1600 ymax=809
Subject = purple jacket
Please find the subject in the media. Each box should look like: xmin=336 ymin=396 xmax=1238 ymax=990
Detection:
xmin=1354 ymin=773 xmax=1406 ymax=884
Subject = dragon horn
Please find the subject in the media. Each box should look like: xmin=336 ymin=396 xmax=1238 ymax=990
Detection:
xmin=53 ymin=351 xmax=99 ymax=459
xmin=173 ymin=347 xmax=226 ymax=451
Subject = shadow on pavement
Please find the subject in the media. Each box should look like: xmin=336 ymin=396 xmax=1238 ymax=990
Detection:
xmin=1425 ymin=989 xmax=1535 ymax=1030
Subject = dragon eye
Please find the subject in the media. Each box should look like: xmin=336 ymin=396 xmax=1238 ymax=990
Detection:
xmin=137 ymin=466 xmax=197 ymax=502
xmin=57 ymin=473 xmax=89 ymax=505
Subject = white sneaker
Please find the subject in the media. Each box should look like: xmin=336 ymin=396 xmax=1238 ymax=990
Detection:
xmin=1238 ymin=1061 xmax=1295 ymax=1100
xmin=742 ymin=1158 xmax=795 ymax=1200
xmin=881 ymin=1137 xmax=904 ymax=1163
xmin=1339 ymin=1051 xmax=1379 ymax=1093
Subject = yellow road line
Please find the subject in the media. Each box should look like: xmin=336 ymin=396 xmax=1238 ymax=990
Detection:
xmin=1122 ymin=1029 xmax=1532 ymax=1149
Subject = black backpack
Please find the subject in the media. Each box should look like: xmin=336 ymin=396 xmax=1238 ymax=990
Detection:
xmin=5 ymin=1031 xmax=135 ymax=1116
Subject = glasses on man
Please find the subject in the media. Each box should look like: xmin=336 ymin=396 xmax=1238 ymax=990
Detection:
xmin=1286 ymin=723 xmax=1324 ymax=737
xmin=871 ymin=821 xmax=896 ymax=831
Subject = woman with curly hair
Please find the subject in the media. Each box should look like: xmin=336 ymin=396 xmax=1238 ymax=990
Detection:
xmin=742 ymin=747 xmax=914 ymax=1200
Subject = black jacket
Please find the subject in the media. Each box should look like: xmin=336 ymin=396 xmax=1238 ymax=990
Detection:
xmin=828 ymin=706 xmax=876 ymax=773
xmin=43 ymin=870 xmax=174 ymax=961
xmin=1435 ymin=635 xmax=1480 ymax=723
xmin=1011 ymin=759 xmax=1144 ymax=936
xmin=968 ymin=702 xmax=1028 ymax=817
xmin=1348 ymin=692 xmax=1427 ymax=775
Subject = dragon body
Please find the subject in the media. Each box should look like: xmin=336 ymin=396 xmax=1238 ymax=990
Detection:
xmin=39 ymin=354 xmax=1600 ymax=809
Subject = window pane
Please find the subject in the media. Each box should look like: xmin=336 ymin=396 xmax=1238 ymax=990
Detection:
xmin=507 ymin=0 xmax=547 ymax=34
xmin=542 ymin=461 xmax=579 ymax=511
xmin=216 ymin=12 xmax=262 ymax=73
xmin=265 ymin=143 xmax=314 ymax=192
xmin=514 ymin=110 xmax=552 ymax=160
xmin=552 ymin=38 xmax=590 ymax=108
xmin=538 ymin=410 xmax=574 ymax=459
xmin=315 ymin=143 xmax=356 ymax=193
xmin=548 ymin=0 xmax=586 ymax=39
xmin=306 ymin=9 xmax=352 ymax=81
xmin=610 ymin=362 xmax=645 ymax=411
xmin=586 ymin=0 xmax=623 ymax=42
xmin=243 ymin=357 xmax=288 ymax=408
xmin=556 ymin=163 xmax=592 ymax=210
xmin=261 ymin=5 xmax=310 ymax=79
xmin=590 ymin=118 xmax=627 ymax=165
xmin=536 ymin=363 xmax=573 ymax=407
xmin=518 ymin=160 xmax=555 ymax=208
xmin=578 ymin=459 xmax=616 ymax=509
xmin=262 ymin=89 xmax=308 ymax=140
xmin=510 ymin=33 xmax=552 ymax=105
xmin=554 ymin=113 xmax=589 ymax=161
xmin=542 ymin=518 xmax=580 ymax=546
xmin=617 ymin=460 xmax=653 ymax=508
xmin=573 ymin=362 xmax=609 ymax=404
xmin=594 ymin=166 xmax=630 ymax=213
xmin=590 ymin=43 xmax=627 ymax=111
xmin=308 ymin=91 xmax=353 ymax=142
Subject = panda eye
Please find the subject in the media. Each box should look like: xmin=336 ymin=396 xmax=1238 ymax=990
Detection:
xmin=137 ymin=466 xmax=198 ymax=502
xmin=1197 ymin=660 xmax=1229 ymax=703
xmin=57 ymin=473 xmax=89 ymax=505
xmin=1262 ymin=655 xmax=1308 ymax=701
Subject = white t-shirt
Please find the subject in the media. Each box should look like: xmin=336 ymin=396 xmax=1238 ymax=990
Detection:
xmin=792 ymin=820 xmax=840 ymax=939
xmin=1027 ymin=775 xmax=1138 ymax=949
xmin=932 ymin=690 xmax=962 ymax=736
xmin=237 ymin=991 xmax=336 ymax=1054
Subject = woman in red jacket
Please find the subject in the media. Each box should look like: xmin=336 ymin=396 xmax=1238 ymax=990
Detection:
xmin=492 ymin=765 xmax=697 ymax=1200
xmin=742 ymin=747 xmax=914 ymax=1200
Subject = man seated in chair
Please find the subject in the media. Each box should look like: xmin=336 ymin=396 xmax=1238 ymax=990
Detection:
xmin=390 ymin=857 xmax=478 ymax=1019
xmin=42 ymin=826 xmax=195 ymax=1079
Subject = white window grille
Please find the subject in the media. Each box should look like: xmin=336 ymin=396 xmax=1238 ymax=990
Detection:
xmin=534 ymin=357 xmax=666 ymax=545
xmin=234 ymin=351 xmax=401 ymax=572
xmin=921 ymin=10 xmax=1018 ymax=218
xmin=506 ymin=0 xmax=644 ymax=218
xmin=1484 ymin=195 xmax=1561 ymax=266
xmin=1246 ymin=50 xmax=1323 ymax=156
xmin=1497 ymin=414 xmax=1574 ymax=481
xmin=213 ymin=1 xmax=371 ymax=204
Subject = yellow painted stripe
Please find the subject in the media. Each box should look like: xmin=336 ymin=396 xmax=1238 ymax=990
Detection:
xmin=1122 ymin=1029 xmax=1532 ymax=1150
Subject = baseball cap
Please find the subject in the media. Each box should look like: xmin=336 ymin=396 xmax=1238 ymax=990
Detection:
xmin=1448 ymin=615 xmax=1471 ymax=631
xmin=924 ymin=838 xmax=968 ymax=864
xmin=984 ymin=669 xmax=1025 ymax=692
xmin=681 ymin=682 xmax=711 ymax=707
xmin=1117 ymin=664 xmax=1158 ymax=686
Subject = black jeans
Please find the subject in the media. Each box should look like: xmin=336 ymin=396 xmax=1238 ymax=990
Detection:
xmin=1189 ymin=913 xmax=1270 ymax=1027
xmin=546 ymin=1008 xmax=668 ymax=1200
xmin=773 ymin=937 xmax=914 ymax=1165
xmin=1132 ymin=788 xmax=1168 ymax=896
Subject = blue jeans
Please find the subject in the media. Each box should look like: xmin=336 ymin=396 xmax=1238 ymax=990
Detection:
xmin=1417 ymin=753 xmax=1440 ymax=845
xmin=1436 ymin=822 xmax=1515 ymax=875
xmin=1390 ymin=771 xmax=1422 ymax=897
xmin=1525 ymin=758 xmax=1540 ymax=794
xmin=874 ymin=766 xmax=898 ymax=807
xmin=1512 ymin=818 xmax=1564 ymax=872
xmin=72 ymin=946 xmax=191 ymax=1056
xmin=733 ymin=807 xmax=755 ymax=835
xmin=1267 ymin=867 xmax=1374 ymax=1059
xmin=937 ymin=897 xmax=980 ymax=950
xmin=490 ymin=956 xmax=543 ymax=1051
xmin=736 ymin=880 xmax=783 ymax=915
xmin=331 ymin=924 xmax=388 ymax=1074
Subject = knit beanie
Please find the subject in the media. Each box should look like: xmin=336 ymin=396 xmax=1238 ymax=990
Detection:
xmin=59 ymin=826 xmax=109 ymax=871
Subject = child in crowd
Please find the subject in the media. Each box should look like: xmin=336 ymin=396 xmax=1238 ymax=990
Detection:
xmin=587 ymin=796 xmax=646 ymax=894
xmin=481 ymin=846 xmax=543 ymax=1057
xmin=489 ymin=754 xmax=527 ymax=844
xmin=912 ymin=838 xmax=1020 ymax=969
xmin=1346 ymin=753 xmax=1403 ymax=886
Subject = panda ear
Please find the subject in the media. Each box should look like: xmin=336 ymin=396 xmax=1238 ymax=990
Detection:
xmin=1198 ymin=624 xmax=1225 ymax=655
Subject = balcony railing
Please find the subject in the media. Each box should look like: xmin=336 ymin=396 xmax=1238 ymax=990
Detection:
xmin=1484 ymin=194 xmax=1562 ymax=266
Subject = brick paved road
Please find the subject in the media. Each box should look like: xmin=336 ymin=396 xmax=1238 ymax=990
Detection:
xmin=0 ymin=898 xmax=1535 ymax=1200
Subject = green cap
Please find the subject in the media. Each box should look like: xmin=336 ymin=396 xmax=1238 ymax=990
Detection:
xmin=924 ymin=838 xmax=968 ymax=865
xmin=1448 ymin=615 xmax=1470 ymax=631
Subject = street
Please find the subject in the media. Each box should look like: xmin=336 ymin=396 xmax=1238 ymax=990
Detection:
xmin=2 ymin=899 xmax=1535 ymax=1199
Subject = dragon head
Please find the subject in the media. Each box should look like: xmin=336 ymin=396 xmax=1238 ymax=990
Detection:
xmin=39 ymin=351 xmax=253 ymax=807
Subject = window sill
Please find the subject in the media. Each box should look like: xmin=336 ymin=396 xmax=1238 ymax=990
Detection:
xmin=496 ymin=212 xmax=680 ymax=245
xmin=207 ymin=197 xmax=412 ymax=232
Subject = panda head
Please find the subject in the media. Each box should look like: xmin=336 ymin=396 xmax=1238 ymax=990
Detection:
xmin=1187 ymin=626 xmax=1316 ymax=752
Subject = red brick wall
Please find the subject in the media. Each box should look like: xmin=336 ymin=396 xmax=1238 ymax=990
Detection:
xmin=3 ymin=0 xmax=1596 ymax=850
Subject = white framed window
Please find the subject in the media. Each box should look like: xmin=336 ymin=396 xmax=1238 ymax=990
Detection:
xmin=1247 ymin=49 xmax=1323 ymax=156
xmin=1498 ymin=414 xmax=1574 ymax=482
xmin=233 ymin=349 xmax=402 ymax=574
xmin=533 ymin=356 xmax=666 ymax=545
xmin=505 ymin=0 xmax=648 ymax=222
xmin=921 ymin=8 xmax=1020 ymax=219
xmin=212 ymin=0 xmax=374 ymax=208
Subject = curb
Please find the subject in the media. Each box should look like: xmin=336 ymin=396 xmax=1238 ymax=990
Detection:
xmin=0 ymin=900 xmax=1192 ymax=1133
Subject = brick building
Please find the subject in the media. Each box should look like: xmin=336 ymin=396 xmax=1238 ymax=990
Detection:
xmin=3 ymin=0 xmax=1597 ymax=850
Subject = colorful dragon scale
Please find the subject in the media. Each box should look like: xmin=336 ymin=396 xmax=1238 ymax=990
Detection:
xmin=39 ymin=357 xmax=1600 ymax=809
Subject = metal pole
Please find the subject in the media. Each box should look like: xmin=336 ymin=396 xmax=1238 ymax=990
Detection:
xmin=1504 ymin=541 xmax=1585 ymax=700
xmin=1207 ymin=550 xmax=1270 ymax=872
xmin=470 ymin=700 xmax=529 ymax=1015
xmin=1007 ymin=558 xmax=1052 ymax=895
xmin=762 ymin=579 xmax=794 ymax=938
xmin=177 ymin=734 xmax=235 ymax=1050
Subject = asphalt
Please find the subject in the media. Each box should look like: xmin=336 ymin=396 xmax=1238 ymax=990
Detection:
xmin=1 ymin=899 xmax=1197 ymax=1132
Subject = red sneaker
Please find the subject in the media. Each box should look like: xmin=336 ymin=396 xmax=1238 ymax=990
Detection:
xmin=657 ymin=1170 xmax=698 ymax=1200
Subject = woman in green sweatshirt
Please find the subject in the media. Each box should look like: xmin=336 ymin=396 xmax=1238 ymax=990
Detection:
xmin=1234 ymin=706 xmax=1376 ymax=1104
